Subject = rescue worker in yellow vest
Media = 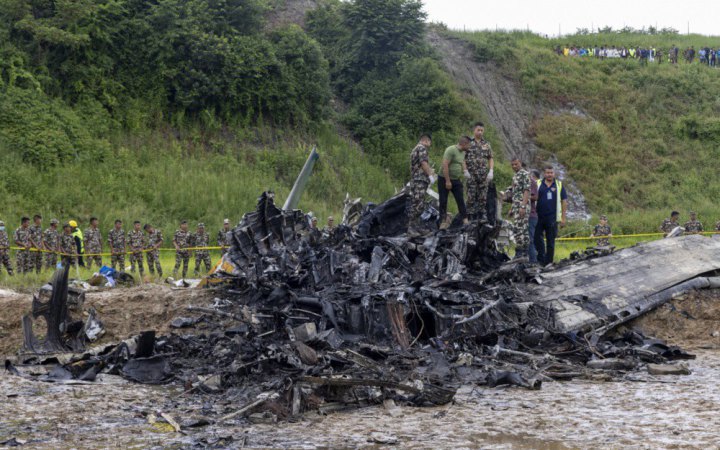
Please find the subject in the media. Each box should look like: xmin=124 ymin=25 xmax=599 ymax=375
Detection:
xmin=534 ymin=165 xmax=568 ymax=266
xmin=69 ymin=220 xmax=85 ymax=267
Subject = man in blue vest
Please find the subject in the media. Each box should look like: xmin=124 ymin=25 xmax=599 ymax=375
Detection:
xmin=534 ymin=165 xmax=568 ymax=266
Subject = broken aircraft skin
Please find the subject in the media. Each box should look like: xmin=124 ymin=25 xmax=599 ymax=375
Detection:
xmin=6 ymin=189 xmax=706 ymax=423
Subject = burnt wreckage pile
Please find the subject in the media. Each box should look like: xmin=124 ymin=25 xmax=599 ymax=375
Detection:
xmin=9 ymin=190 xmax=699 ymax=420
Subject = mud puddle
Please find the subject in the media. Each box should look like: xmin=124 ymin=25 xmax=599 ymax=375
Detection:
xmin=2 ymin=351 xmax=718 ymax=448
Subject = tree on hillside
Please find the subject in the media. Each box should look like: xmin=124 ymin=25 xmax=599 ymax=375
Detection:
xmin=343 ymin=0 xmax=426 ymax=78
xmin=307 ymin=0 xmax=469 ymax=177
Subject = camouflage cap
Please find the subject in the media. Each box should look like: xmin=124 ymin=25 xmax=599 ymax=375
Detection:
xmin=180 ymin=220 xmax=187 ymax=225
xmin=50 ymin=218 xmax=59 ymax=225
xmin=0 ymin=220 xmax=4 ymax=226
xmin=197 ymin=222 xmax=205 ymax=228
xmin=599 ymin=215 xmax=608 ymax=220
xmin=223 ymin=218 xmax=230 ymax=224
xmin=689 ymin=211 xmax=697 ymax=215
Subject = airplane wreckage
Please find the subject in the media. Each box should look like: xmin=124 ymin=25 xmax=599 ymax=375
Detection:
xmin=6 ymin=152 xmax=720 ymax=425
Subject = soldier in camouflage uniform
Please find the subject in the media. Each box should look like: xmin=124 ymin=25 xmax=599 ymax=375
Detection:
xmin=217 ymin=219 xmax=232 ymax=255
xmin=466 ymin=122 xmax=495 ymax=221
xmin=193 ymin=223 xmax=211 ymax=275
xmin=659 ymin=211 xmax=681 ymax=237
xmin=60 ymin=224 xmax=77 ymax=267
xmin=591 ymin=215 xmax=612 ymax=246
xmin=43 ymin=219 xmax=61 ymax=269
xmin=505 ymin=158 xmax=531 ymax=258
xmin=173 ymin=220 xmax=191 ymax=279
xmin=307 ymin=216 xmax=322 ymax=246
xmin=0 ymin=220 xmax=13 ymax=276
xmin=29 ymin=215 xmax=44 ymax=274
xmin=144 ymin=224 xmax=163 ymax=277
xmin=84 ymin=217 xmax=103 ymax=270
xmin=684 ymin=211 xmax=704 ymax=235
xmin=406 ymin=134 xmax=436 ymax=236
xmin=128 ymin=221 xmax=146 ymax=277
xmin=323 ymin=216 xmax=336 ymax=241
xmin=108 ymin=219 xmax=126 ymax=271
xmin=13 ymin=217 xmax=31 ymax=274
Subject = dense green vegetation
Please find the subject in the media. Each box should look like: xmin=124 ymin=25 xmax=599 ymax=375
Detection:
xmin=453 ymin=29 xmax=720 ymax=232
xmin=5 ymin=0 xmax=720 ymax=284
xmin=0 ymin=0 xmax=483 ymax=240
xmin=0 ymin=0 xmax=493 ymax=289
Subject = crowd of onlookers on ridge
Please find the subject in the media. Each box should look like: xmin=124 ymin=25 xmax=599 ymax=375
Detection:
xmin=555 ymin=45 xmax=720 ymax=65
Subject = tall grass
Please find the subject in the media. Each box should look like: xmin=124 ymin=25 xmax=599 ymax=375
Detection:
xmin=0 ymin=125 xmax=400 ymax=237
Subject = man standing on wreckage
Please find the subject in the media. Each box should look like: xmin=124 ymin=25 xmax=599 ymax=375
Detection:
xmin=466 ymin=122 xmax=494 ymax=222
xmin=502 ymin=157 xmax=531 ymax=259
xmin=406 ymin=133 xmax=437 ymax=237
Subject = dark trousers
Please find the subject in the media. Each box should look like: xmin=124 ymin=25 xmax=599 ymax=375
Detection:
xmin=528 ymin=216 xmax=538 ymax=264
xmin=74 ymin=236 xmax=85 ymax=267
xmin=438 ymin=177 xmax=467 ymax=223
xmin=535 ymin=216 xmax=558 ymax=266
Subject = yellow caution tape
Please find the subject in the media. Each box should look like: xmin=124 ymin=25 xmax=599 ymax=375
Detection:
xmin=557 ymin=231 xmax=720 ymax=242
xmin=3 ymin=246 xmax=228 ymax=257
xmin=557 ymin=232 xmax=662 ymax=241
xmin=5 ymin=230 xmax=719 ymax=253
xmin=170 ymin=246 xmax=224 ymax=251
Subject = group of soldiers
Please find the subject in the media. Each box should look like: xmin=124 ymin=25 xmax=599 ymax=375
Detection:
xmin=659 ymin=211 xmax=720 ymax=237
xmin=586 ymin=210 xmax=717 ymax=249
xmin=405 ymin=121 xmax=568 ymax=265
xmin=406 ymin=122 xmax=540 ymax=259
xmin=0 ymin=216 xmax=235 ymax=279
xmin=407 ymin=122 xmax=494 ymax=236
xmin=405 ymin=114 xmax=720 ymax=264
xmin=405 ymin=122 xmax=720 ymax=264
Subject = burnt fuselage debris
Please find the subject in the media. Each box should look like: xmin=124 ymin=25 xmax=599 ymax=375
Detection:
xmin=21 ymin=265 xmax=102 ymax=354
xmin=10 ymin=191 xmax=713 ymax=422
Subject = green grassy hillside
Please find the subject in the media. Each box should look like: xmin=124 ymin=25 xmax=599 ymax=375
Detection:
xmin=451 ymin=29 xmax=720 ymax=233
xmin=0 ymin=125 xmax=398 ymax=233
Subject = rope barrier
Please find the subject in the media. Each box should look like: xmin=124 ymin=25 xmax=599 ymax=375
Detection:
xmin=556 ymin=231 xmax=720 ymax=242
xmin=4 ymin=231 xmax=719 ymax=254
xmin=1 ymin=246 xmax=228 ymax=257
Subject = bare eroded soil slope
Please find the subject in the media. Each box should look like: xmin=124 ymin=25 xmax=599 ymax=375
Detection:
xmin=427 ymin=31 xmax=589 ymax=219
xmin=632 ymin=289 xmax=720 ymax=349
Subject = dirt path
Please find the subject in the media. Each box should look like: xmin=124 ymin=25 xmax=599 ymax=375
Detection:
xmin=427 ymin=32 xmax=538 ymax=164
xmin=427 ymin=31 xmax=590 ymax=220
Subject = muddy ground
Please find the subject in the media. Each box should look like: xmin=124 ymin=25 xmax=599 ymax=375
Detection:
xmin=1 ymin=286 xmax=719 ymax=448
xmin=0 ymin=284 xmax=215 ymax=358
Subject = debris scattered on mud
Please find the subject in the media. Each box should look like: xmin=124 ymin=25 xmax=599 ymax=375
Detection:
xmin=8 ymin=190 xmax=716 ymax=426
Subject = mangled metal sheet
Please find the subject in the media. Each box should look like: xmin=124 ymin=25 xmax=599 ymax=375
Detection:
xmin=529 ymin=235 xmax=720 ymax=334
xmin=22 ymin=265 xmax=103 ymax=354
